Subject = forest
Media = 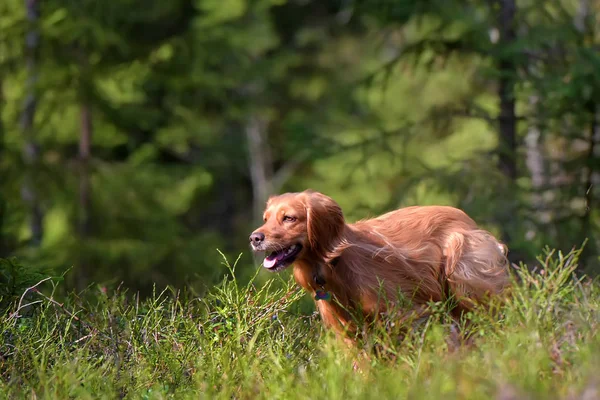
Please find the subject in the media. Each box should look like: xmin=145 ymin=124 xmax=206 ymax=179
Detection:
xmin=1 ymin=0 xmax=599 ymax=293
xmin=1 ymin=0 xmax=599 ymax=398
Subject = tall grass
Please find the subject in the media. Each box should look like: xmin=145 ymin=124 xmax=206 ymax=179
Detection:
xmin=1 ymin=247 xmax=599 ymax=399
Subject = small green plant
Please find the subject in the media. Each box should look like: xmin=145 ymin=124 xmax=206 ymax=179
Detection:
xmin=1 ymin=247 xmax=599 ymax=399
xmin=0 ymin=257 xmax=56 ymax=313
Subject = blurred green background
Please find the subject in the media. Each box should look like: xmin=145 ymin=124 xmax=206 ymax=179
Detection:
xmin=1 ymin=0 xmax=599 ymax=296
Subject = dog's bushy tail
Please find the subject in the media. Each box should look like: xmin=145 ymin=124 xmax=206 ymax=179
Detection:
xmin=443 ymin=229 xmax=510 ymax=308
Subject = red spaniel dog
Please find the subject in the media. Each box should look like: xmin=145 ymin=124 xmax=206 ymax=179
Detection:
xmin=249 ymin=190 xmax=510 ymax=340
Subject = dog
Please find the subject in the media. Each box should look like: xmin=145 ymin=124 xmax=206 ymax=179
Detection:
xmin=249 ymin=189 xmax=510 ymax=342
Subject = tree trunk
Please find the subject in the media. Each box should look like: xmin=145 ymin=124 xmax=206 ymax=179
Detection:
xmin=79 ymin=103 xmax=93 ymax=236
xmin=0 ymin=78 xmax=6 ymax=256
xmin=575 ymin=0 xmax=597 ymax=265
xmin=580 ymin=104 xmax=597 ymax=231
xmin=495 ymin=0 xmax=517 ymax=182
xmin=525 ymin=97 xmax=544 ymax=191
xmin=21 ymin=0 xmax=43 ymax=246
xmin=489 ymin=0 xmax=519 ymax=257
xmin=245 ymin=114 xmax=274 ymax=224
xmin=574 ymin=0 xmax=589 ymax=33
xmin=524 ymin=95 xmax=548 ymax=224
xmin=76 ymin=102 xmax=93 ymax=290
xmin=0 ymin=79 xmax=4 ymax=151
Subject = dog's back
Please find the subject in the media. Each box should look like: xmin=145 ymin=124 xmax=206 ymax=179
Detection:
xmin=338 ymin=205 xmax=510 ymax=314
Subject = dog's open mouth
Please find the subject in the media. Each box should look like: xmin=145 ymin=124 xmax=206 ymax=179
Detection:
xmin=263 ymin=244 xmax=302 ymax=271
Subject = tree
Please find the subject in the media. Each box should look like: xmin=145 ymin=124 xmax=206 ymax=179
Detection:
xmin=21 ymin=0 xmax=43 ymax=247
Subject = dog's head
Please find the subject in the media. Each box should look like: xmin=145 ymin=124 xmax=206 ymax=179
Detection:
xmin=249 ymin=190 xmax=345 ymax=272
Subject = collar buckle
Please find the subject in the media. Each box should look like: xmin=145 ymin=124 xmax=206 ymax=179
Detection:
xmin=313 ymin=270 xmax=331 ymax=301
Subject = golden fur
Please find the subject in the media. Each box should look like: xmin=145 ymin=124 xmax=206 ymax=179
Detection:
xmin=249 ymin=189 xmax=510 ymax=340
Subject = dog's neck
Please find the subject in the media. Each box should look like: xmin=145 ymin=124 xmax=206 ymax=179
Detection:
xmin=292 ymin=255 xmax=341 ymax=293
xmin=312 ymin=256 xmax=339 ymax=288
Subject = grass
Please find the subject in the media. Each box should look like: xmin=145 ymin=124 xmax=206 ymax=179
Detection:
xmin=1 ymin=247 xmax=599 ymax=399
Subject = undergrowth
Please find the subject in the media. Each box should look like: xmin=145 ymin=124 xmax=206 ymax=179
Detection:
xmin=1 ymin=247 xmax=599 ymax=399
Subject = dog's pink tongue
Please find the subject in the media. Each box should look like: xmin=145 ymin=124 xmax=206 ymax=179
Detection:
xmin=264 ymin=250 xmax=286 ymax=269
xmin=263 ymin=256 xmax=278 ymax=269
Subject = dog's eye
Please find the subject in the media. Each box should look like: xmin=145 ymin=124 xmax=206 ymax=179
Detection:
xmin=283 ymin=215 xmax=297 ymax=222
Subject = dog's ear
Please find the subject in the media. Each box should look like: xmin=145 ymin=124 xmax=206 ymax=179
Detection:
xmin=305 ymin=191 xmax=345 ymax=259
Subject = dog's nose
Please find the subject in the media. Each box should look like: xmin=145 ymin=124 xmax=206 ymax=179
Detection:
xmin=249 ymin=232 xmax=265 ymax=244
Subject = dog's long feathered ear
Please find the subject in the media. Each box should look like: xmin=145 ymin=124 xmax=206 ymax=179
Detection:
xmin=305 ymin=191 xmax=345 ymax=260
